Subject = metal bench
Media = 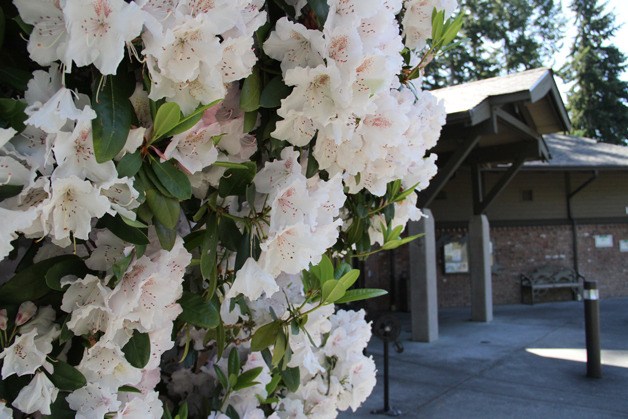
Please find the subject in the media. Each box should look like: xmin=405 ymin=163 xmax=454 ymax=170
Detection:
xmin=520 ymin=266 xmax=584 ymax=305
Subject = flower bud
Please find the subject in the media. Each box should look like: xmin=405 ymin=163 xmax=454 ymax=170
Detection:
xmin=15 ymin=301 xmax=37 ymax=326
xmin=0 ymin=309 xmax=7 ymax=331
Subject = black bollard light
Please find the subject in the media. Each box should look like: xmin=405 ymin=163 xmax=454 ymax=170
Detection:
xmin=583 ymin=280 xmax=602 ymax=378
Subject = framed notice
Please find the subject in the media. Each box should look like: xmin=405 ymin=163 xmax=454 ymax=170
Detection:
xmin=443 ymin=241 xmax=469 ymax=274
xmin=620 ymin=240 xmax=628 ymax=253
xmin=594 ymin=235 xmax=613 ymax=248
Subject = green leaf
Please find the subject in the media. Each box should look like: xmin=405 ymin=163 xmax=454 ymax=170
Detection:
xmin=165 ymin=100 xmax=221 ymax=137
xmin=228 ymin=347 xmax=241 ymax=376
xmin=281 ymin=366 xmax=300 ymax=392
xmin=260 ymin=77 xmax=292 ymax=108
xmin=265 ymin=373 xmax=282 ymax=395
xmin=45 ymin=256 xmax=88 ymax=291
xmin=381 ymin=233 xmax=424 ymax=250
xmin=0 ymin=184 xmax=22 ymax=201
xmin=218 ymin=162 xmax=257 ymax=198
xmin=243 ymin=110 xmax=257 ymax=133
xmin=337 ymin=269 xmax=360 ymax=290
xmin=92 ymin=73 xmax=134 ymax=163
xmin=154 ymin=220 xmax=177 ymax=250
xmin=214 ymin=365 xmax=229 ymax=390
xmin=97 ymin=214 xmax=149 ymax=245
xmin=119 ymin=214 xmax=148 ymax=229
xmin=334 ymin=261 xmax=352 ymax=280
xmin=122 ymin=330 xmax=151 ymax=368
xmin=175 ymin=401 xmax=189 ymax=419
xmin=218 ymin=217 xmax=243 ymax=252
xmin=145 ymin=188 xmax=180 ymax=229
xmin=240 ymin=67 xmax=261 ymax=112
xmin=201 ymin=213 xmax=218 ymax=286
xmin=234 ymin=367 xmax=263 ymax=391
xmin=0 ymin=66 xmax=31 ymax=92
xmin=111 ymin=251 xmax=134 ymax=283
xmin=46 ymin=392 xmax=75 ymax=419
xmin=151 ymin=102 xmax=181 ymax=142
xmin=392 ymin=182 xmax=419 ymax=203
xmin=271 ymin=329 xmax=287 ymax=368
xmin=250 ymin=321 xmax=281 ymax=352
xmin=48 ymin=360 xmax=87 ymax=391
xmin=306 ymin=0 xmax=330 ymax=27
xmin=118 ymin=385 xmax=142 ymax=393
xmin=335 ymin=288 xmax=388 ymax=304
xmin=0 ymin=98 xmax=27 ymax=131
xmin=150 ymin=158 xmax=192 ymax=200
xmin=178 ymin=291 xmax=220 ymax=329
xmin=321 ymin=280 xmax=341 ymax=304
xmin=117 ymin=150 xmax=143 ymax=178
xmin=0 ymin=255 xmax=77 ymax=304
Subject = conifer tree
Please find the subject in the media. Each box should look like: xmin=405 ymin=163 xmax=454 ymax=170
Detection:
xmin=564 ymin=0 xmax=628 ymax=144
xmin=425 ymin=0 xmax=563 ymax=87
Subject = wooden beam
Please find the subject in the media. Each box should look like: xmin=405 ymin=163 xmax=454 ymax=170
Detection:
xmin=417 ymin=134 xmax=482 ymax=208
xmin=474 ymin=157 xmax=525 ymax=214
xmin=466 ymin=140 xmax=547 ymax=164
xmin=493 ymin=107 xmax=541 ymax=142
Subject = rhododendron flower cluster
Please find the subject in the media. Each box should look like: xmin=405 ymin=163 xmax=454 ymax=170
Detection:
xmin=0 ymin=0 xmax=458 ymax=417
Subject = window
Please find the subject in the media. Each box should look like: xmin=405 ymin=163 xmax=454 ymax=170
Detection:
xmin=521 ymin=189 xmax=534 ymax=202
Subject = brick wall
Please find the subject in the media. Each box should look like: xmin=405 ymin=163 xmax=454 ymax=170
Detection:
xmin=365 ymin=222 xmax=628 ymax=310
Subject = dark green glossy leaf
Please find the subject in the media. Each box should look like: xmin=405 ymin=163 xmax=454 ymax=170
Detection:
xmin=307 ymin=0 xmax=329 ymax=27
xmin=228 ymin=347 xmax=241 ymax=376
xmin=0 ymin=255 xmax=76 ymax=304
xmin=218 ymin=162 xmax=256 ymax=198
xmin=243 ymin=110 xmax=257 ymax=133
xmin=117 ymin=150 xmax=143 ymax=178
xmin=49 ymin=360 xmax=87 ymax=391
xmin=178 ymin=291 xmax=219 ymax=329
xmin=154 ymin=219 xmax=177 ymax=251
xmin=0 ymin=184 xmax=23 ymax=201
xmin=218 ymin=216 xmax=243 ymax=252
xmin=150 ymin=158 xmax=192 ymax=200
xmin=97 ymin=214 xmax=149 ymax=245
xmin=240 ymin=67 xmax=261 ymax=112
xmin=165 ymin=100 xmax=221 ymax=137
xmin=250 ymin=321 xmax=281 ymax=352
xmin=111 ymin=251 xmax=134 ymax=285
xmin=281 ymin=366 xmax=300 ymax=392
xmin=92 ymin=73 xmax=134 ymax=163
xmin=260 ymin=77 xmax=292 ymax=108
xmin=122 ymin=330 xmax=151 ymax=368
xmin=0 ymin=66 xmax=31 ymax=92
xmin=151 ymin=102 xmax=180 ymax=142
xmin=0 ymin=98 xmax=27 ymax=131
xmin=214 ymin=365 xmax=229 ymax=389
xmin=234 ymin=366 xmax=263 ymax=391
xmin=45 ymin=256 xmax=87 ymax=291
xmin=145 ymin=188 xmax=180 ymax=229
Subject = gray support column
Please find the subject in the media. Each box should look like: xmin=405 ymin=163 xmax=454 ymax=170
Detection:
xmin=408 ymin=209 xmax=438 ymax=342
xmin=469 ymin=215 xmax=493 ymax=322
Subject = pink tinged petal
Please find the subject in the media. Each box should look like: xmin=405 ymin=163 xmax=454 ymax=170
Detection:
xmin=15 ymin=301 xmax=37 ymax=326
xmin=0 ymin=309 xmax=7 ymax=331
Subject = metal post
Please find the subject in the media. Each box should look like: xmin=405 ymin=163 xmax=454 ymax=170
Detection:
xmin=383 ymin=338 xmax=389 ymax=411
xmin=583 ymin=280 xmax=602 ymax=378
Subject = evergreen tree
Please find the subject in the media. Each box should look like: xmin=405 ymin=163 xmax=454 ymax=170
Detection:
xmin=564 ymin=0 xmax=628 ymax=144
xmin=425 ymin=0 xmax=563 ymax=87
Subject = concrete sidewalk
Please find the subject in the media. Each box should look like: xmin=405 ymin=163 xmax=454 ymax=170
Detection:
xmin=340 ymin=298 xmax=628 ymax=418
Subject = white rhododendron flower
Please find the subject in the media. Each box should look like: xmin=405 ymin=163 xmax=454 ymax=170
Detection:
xmin=12 ymin=371 xmax=59 ymax=415
xmin=0 ymin=330 xmax=53 ymax=378
xmin=1 ymin=0 xmax=455 ymax=416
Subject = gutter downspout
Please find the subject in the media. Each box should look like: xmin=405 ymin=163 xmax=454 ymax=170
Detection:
xmin=565 ymin=171 xmax=598 ymax=275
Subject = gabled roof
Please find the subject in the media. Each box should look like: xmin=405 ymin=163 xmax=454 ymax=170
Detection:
xmin=524 ymin=134 xmax=628 ymax=170
xmin=431 ymin=67 xmax=570 ymax=133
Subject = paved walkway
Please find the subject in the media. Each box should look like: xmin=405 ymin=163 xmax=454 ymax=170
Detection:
xmin=340 ymin=298 xmax=628 ymax=418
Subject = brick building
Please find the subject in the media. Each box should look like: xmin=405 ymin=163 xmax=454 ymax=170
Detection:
xmin=364 ymin=69 xmax=628 ymax=342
